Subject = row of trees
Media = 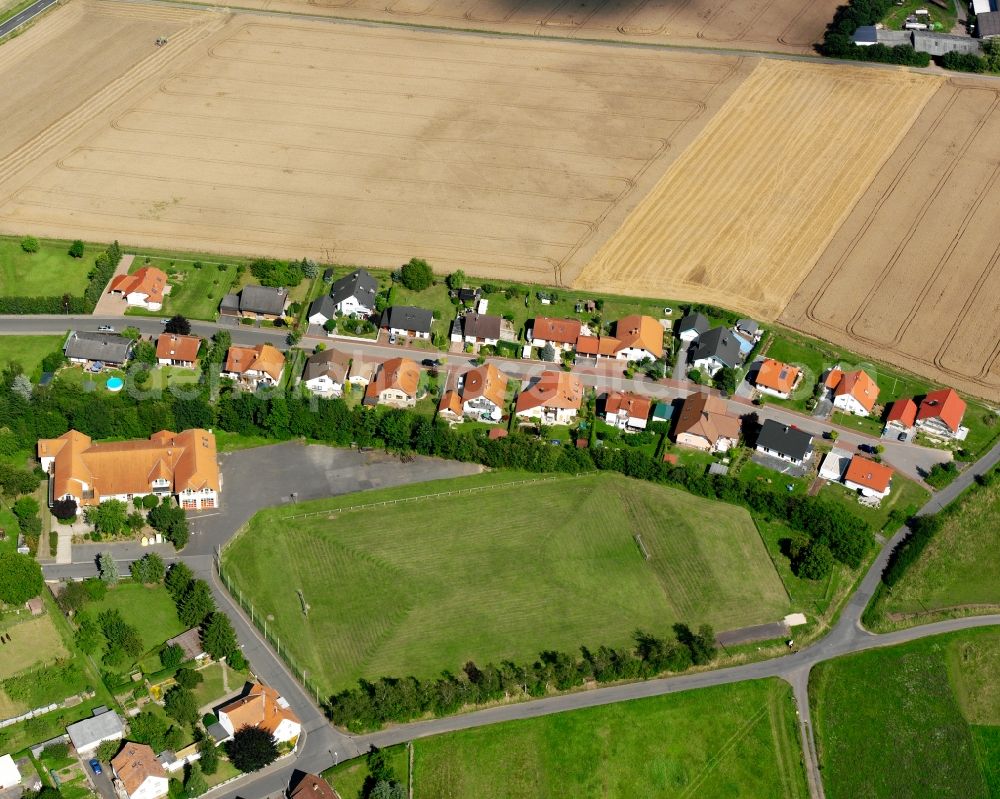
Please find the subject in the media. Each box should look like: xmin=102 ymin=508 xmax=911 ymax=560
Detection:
xmin=328 ymin=625 xmax=716 ymax=732
xmin=163 ymin=562 xmax=244 ymax=666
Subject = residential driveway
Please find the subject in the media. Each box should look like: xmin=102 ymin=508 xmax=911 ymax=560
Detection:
xmin=751 ymin=452 xmax=808 ymax=479
xmin=91 ymin=255 xmax=134 ymax=317
xmin=735 ymin=358 xmax=761 ymax=400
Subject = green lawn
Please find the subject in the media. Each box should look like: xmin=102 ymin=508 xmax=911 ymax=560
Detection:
xmin=878 ymin=480 xmax=1000 ymax=622
xmin=54 ymin=366 xmax=128 ymax=396
xmin=84 ymin=582 xmax=185 ymax=667
xmin=0 ymin=335 xmax=64 ymax=380
xmin=0 ymin=236 xmax=98 ymax=297
xmin=223 ymin=472 xmax=791 ymax=695
xmin=818 ymin=472 xmax=929 ymax=533
xmin=125 ymin=256 xmax=238 ymax=321
xmin=325 ymin=746 xmax=409 ymax=799
xmin=881 ymin=0 xmax=955 ymax=31
xmin=327 ymin=679 xmax=806 ymax=799
xmin=811 ymin=628 xmax=1000 ymax=799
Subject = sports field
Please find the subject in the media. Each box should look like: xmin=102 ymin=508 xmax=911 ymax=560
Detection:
xmin=781 ymin=79 xmax=1000 ymax=401
xmin=574 ymin=60 xmax=939 ymax=318
xmin=223 ymin=472 xmax=790 ymax=694
xmin=0 ymin=6 xmax=752 ymax=285
xmin=879 ymin=481 xmax=1000 ymax=623
xmin=811 ymin=628 xmax=1000 ymax=799
xmin=329 ymin=679 xmax=807 ymax=798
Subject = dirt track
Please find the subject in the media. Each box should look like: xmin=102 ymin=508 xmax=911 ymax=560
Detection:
xmin=574 ymin=59 xmax=940 ymax=319
xmin=781 ymin=79 xmax=1000 ymax=401
xmin=0 ymin=8 xmax=753 ymax=282
xmin=224 ymin=0 xmax=838 ymax=55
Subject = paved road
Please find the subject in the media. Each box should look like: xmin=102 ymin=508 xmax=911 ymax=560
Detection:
xmin=0 ymin=314 xmax=950 ymax=480
xmin=0 ymin=0 xmax=58 ymax=39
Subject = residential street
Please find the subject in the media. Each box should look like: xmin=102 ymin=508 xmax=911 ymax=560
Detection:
xmin=0 ymin=314 xmax=951 ymax=481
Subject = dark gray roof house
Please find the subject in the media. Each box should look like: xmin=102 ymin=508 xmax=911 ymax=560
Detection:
xmin=64 ymin=332 xmax=134 ymax=365
xmin=462 ymin=312 xmax=502 ymax=341
xmin=693 ymin=327 xmax=742 ymax=369
xmin=380 ymin=305 xmax=433 ymax=335
xmin=678 ymin=312 xmax=710 ymax=338
xmin=307 ymin=294 xmax=337 ymax=324
xmin=979 ymin=10 xmax=1000 ymax=37
xmin=735 ymin=319 xmax=759 ymax=337
xmin=756 ymin=419 xmax=813 ymax=463
xmin=329 ymin=269 xmax=378 ymax=310
xmin=239 ymin=285 xmax=289 ymax=317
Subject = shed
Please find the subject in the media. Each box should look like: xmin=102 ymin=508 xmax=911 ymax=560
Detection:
xmin=25 ymin=597 xmax=43 ymax=616
xmin=979 ymin=10 xmax=1000 ymax=36
xmin=652 ymin=402 xmax=674 ymax=424
xmin=0 ymin=754 xmax=21 ymax=790
xmin=66 ymin=710 xmax=124 ymax=754
xmin=912 ymin=31 xmax=982 ymax=54
xmin=708 ymin=462 xmax=729 ymax=476
xmin=164 ymin=628 xmax=206 ymax=662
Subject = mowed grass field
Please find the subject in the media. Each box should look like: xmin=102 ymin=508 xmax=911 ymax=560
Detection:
xmin=126 ymin=256 xmax=239 ymax=321
xmin=0 ymin=335 xmax=64 ymax=379
xmin=0 ymin=609 xmax=72 ymax=716
xmin=85 ymin=582 xmax=185 ymax=665
xmin=0 ymin=236 xmax=97 ymax=296
xmin=811 ymin=628 xmax=1000 ymax=799
xmin=224 ymin=472 xmax=790 ymax=695
xmin=881 ymin=481 xmax=1000 ymax=622
xmin=328 ymin=679 xmax=807 ymax=799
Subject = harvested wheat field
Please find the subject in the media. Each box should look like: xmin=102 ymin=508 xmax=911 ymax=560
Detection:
xmin=0 ymin=7 xmax=754 ymax=282
xmin=226 ymin=0 xmax=837 ymax=55
xmin=574 ymin=60 xmax=940 ymax=319
xmin=781 ymin=79 xmax=1000 ymax=401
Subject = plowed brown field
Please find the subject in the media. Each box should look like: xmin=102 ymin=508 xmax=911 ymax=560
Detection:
xmin=0 ymin=7 xmax=753 ymax=283
xmin=781 ymin=79 xmax=1000 ymax=401
xmin=574 ymin=60 xmax=940 ymax=319
xmin=219 ymin=0 xmax=838 ymax=55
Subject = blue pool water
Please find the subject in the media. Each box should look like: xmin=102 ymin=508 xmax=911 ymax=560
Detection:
xmin=106 ymin=377 xmax=124 ymax=392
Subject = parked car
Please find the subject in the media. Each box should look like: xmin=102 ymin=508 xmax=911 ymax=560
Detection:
xmin=88 ymin=760 xmax=102 ymax=775
xmin=898 ymin=432 xmax=907 ymax=441
xmin=96 ymin=325 xmax=115 ymax=332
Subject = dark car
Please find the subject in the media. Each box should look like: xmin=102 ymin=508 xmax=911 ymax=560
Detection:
xmin=422 ymin=359 xmax=437 ymax=367
xmin=88 ymin=760 xmax=102 ymax=775
xmin=898 ymin=432 xmax=907 ymax=441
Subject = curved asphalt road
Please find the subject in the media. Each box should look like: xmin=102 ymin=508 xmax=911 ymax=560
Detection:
xmin=0 ymin=0 xmax=59 ymax=38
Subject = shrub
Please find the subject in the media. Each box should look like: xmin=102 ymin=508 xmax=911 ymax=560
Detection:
xmin=227 ymin=726 xmax=279 ymax=772
xmin=20 ymin=236 xmax=39 ymax=253
xmin=399 ymin=258 xmax=433 ymax=291
xmin=160 ymin=643 xmax=185 ymax=670
xmin=175 ymin=668 xmax=203 ymax=689
xmin=0 ymin=551 xmax=44 ymax=603
xmin=51 ymin=497 xmax=78 ymax=521
xmin=69 ymin=240 xmax=85 ymax=258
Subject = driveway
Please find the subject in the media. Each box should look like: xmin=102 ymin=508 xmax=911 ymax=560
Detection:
xmin=91 ymin=255 xmax=134 ymax=317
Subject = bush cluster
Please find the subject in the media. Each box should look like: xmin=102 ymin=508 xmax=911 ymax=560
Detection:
xmin=819 ymin=0 xmax=930 ymax=66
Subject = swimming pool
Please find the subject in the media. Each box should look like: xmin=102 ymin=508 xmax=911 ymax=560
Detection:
xmin=106 ymin=377 xmax=124 ymax=392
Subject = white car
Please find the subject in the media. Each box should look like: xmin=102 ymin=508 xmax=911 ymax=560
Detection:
xmin=97 ymin=325 xmax=115 ymax=332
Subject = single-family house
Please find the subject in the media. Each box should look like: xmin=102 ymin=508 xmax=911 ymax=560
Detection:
xmin=819 ymin=447 xmax=854 ymax=483
xmin=916 ymin=388 xmax=967 ymax=439
xmin=218 ymin=682 xmax=301 ymax=745
xmin=673 ymin=391 xmax=741 ymax=453
xmin=844 ymin=455 xmax=894 ymax=499
xmin=66 ymin=710 xmax=124 ymax=755
xmin=108 ymin=267 xmax=170 ymax=311
xmin=514 ymin=370 xmax=583 ymax=425
xmin=574 ymin=335 xmax=620 ymax=360
xmin=307 ymin=269 xmax=378 ymax=325
xmin=825 ymin=368 xmax=880 ymax=417
xmin=459 ymin=312 xmax=502 ymax=346
xmin=677 ymin=312 xmax=709 ymax=342
xmin=755 ymin=419 xmax=813 ymax=467
xmin=754 ymin=359 xmax=801 ymax=399
xmin=527 ymin=317 xmax=582 ymax=355
xmin=219 ymin=286 xmax=289 ymax=321
xmin=440 ymin=364 xmax=508 ymax=422
xmin=884 ymin=398 xmax=918 ymax=435
xmin=0 ymin=754 xmax=21 ymax=790
xmin=363 ymin=357 xmax=420 ymax=408
xmin=603 ymin=391 xmax=652 ymax=431
xmin=156 ymin=334 xmax=200 ymax=367
xmin=380 ymin=306 xmax=433 ymax=340
xmin=223 ymin=343 xmax=285 ymax=389
xmin=163 ymin=628 xmax=207 ymax=663
xmin=691 ymin=327 xmax=742 ymax=376
xmin=613 ymin=315 xmax=664 ymax=361
xmin=38 ymin=429 xmax=220 ymax=511
xmin=346 ymin=355 xmax=377 ymax=387
xmin=289 ymin=773 xmax=342 ymax=799
xmin=112 ymin=743 xmax=169 ymax=799
xmin=301 ymin=349 xmax=351 ymax=397
xmin=64 ymin=331 xmax=134 ymax=367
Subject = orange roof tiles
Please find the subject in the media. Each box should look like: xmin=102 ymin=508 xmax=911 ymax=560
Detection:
xmin=917 ymin=388 xmax=966 ymax=433
xmin=290 ymin=775 xmax=341 ymax=799
xmin=156 ymin=334 xmax=200 ymax=363
xmin=365 ymin=357 xmax=420 ymax=402
xmin=219 ymin=683 xmax=300 ymax=736
xmin=886 ymin=398 xmax=918 ymax=428
xmin=515 ymin=370 xmax=583 ymax=413
xmin=112 ymin=743 xmax=166 ymax=797
xmin=614 ymin=315 xmax=664 ymax=358
xmin=461 ymin=364 xmax=508 ymax=409
xmin=755 ymin=359 xmax=800 ymax=395
xmin=575 ymin=335 xmax=620 ymax=357
xmin=604 ymin=391 xmax=652 ymax=421
xmin=438 ymin=389 xmax=462 ymax=417
xmin=674 ymin=392 xmax=741 ymax=446
xmin=37 ymin=429 xmax=219 ymax=506
xmin=828 ymin=369 xmax=880 ymax=412
xmin=225 ymin=344 xmax=285 ymax=382
xmin=845 ymin=456 xmax=894 ymax=493
xmin=531 ymin=317 xmax=582 ymax=345
xmin=109 ymin=267 xmax=168 ymax=304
